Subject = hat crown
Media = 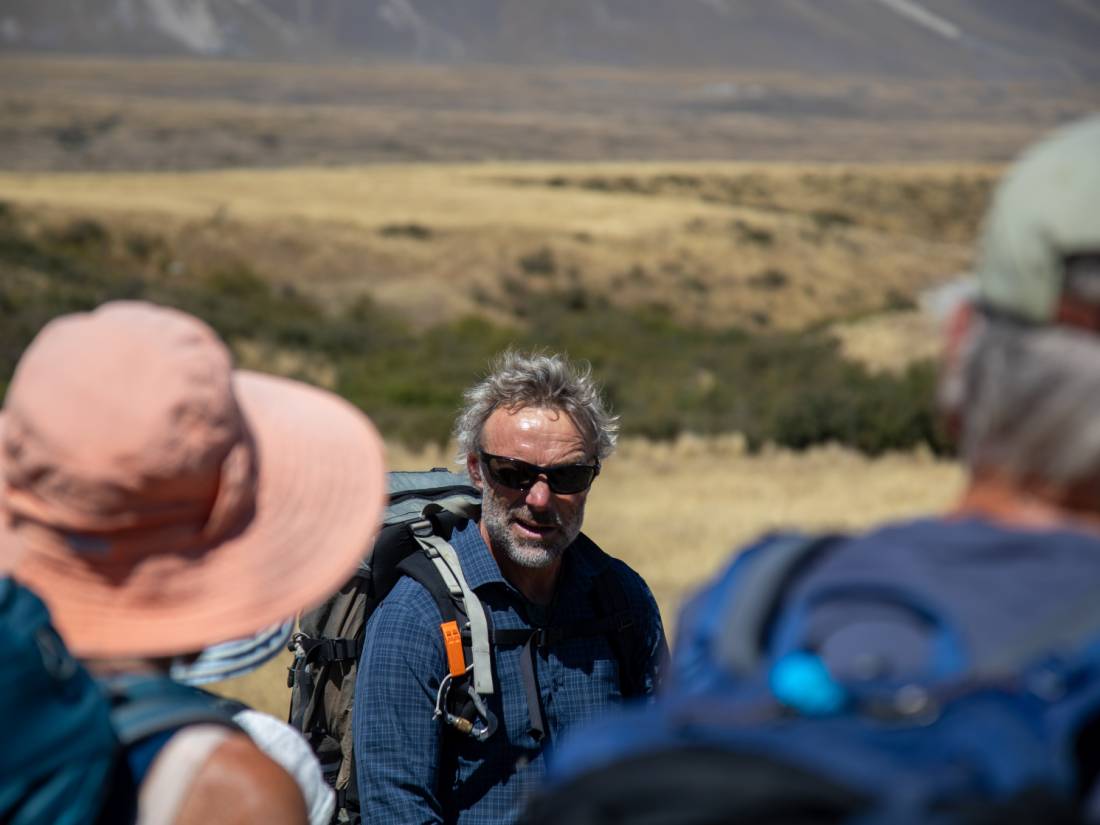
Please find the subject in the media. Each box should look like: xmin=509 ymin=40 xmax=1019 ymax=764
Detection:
xmin=2 ymin=302 xmax=254 ymax=543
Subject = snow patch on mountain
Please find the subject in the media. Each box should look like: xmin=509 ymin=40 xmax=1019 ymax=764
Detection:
xmin=145 ymin=0 xmax=225 ymax=53
xmin=873 ymin=0 xmax=961 ymax=41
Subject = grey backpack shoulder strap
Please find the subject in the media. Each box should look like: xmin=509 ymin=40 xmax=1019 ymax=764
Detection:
xmin=411 ymin=523 xmax=494 ymax=697
xmin=715 ymin=534 xmax=837 ymax=678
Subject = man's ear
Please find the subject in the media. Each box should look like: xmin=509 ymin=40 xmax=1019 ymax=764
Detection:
xmin=939 ymin=299 xmax=975 ymax=443
xmin=466 ymin=453 xmax=484 ymax=489
xmin=945 ymin=299 xmax=975 ymax=359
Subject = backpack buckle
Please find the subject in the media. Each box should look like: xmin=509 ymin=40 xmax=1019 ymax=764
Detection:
xmin=533 ymin=627 xmax=566 ymax=648
xmin=410 ymin=519 xmax=435 ymax=539
xmin=289 ymin=632 xmax=361 ymax=666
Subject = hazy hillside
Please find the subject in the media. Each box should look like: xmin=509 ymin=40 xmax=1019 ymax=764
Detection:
xmin=2 ymin=54 xmax=1095 ymax=172
xmin=4 ymin=0 xmax=1100 ymax=81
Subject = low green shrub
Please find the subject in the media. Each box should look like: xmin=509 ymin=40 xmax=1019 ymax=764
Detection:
xmin=0 ymin=215 xmax=950 ymax=455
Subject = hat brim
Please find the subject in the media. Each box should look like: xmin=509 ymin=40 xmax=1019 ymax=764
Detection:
xmin=1 ymin=371 xmax=387 ymax=658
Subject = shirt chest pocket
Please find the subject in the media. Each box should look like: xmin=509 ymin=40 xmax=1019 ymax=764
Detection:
xmin=545 ymin=634 xmax=625 ymax=711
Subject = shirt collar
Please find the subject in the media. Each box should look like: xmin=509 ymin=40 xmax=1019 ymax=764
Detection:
xmin=450 ymin=519 xmax=509 ymax=591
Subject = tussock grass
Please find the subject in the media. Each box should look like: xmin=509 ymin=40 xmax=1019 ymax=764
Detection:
xmin=0 ymin=161 xmax=988 ymax=333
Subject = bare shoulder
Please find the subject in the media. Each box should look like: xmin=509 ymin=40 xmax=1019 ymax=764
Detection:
xmin=173 ymin=731 xmax=308 ymax=825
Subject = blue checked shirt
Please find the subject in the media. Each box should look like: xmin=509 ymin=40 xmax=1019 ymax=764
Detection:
xmin=354 ymin=519 xmax=667 ymax=824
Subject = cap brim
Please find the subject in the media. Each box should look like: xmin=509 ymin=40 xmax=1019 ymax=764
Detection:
xmin=2 ymin=371 xmax=387 ymax=658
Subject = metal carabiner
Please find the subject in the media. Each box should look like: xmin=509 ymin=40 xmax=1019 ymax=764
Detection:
xmin=434 ymin=668 xmax=498 ymax=742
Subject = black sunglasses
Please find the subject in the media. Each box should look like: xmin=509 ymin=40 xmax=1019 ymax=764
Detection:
xmin=479 ymin=451 xmax=600 ymax=495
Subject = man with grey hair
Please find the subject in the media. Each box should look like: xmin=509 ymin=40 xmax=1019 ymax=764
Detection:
xmin=355 ymin=349 xmax=667 ymax=824
xmin=531 ymin=115 xmax=1100 ymax=822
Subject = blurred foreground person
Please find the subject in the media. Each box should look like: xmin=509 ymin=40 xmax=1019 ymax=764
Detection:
xmin=171 ymin=620 xmax=338 ymax=825
xmin=529 ymin=116 xmax=1100 ymax=824
xmin=355 ymin=350 xmax=668 ymax=824
xmin=0 ymin=301 xmax=386 ymax=824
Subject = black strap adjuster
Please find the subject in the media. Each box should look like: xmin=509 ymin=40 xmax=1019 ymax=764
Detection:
xmin=291 ymin=633 xmax=363 ymax=666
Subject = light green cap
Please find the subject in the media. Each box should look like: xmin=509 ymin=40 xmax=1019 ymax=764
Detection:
xmin=977 ymin=114 xmax=1100 ymax=322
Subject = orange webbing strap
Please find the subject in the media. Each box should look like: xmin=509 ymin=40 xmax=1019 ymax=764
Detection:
xmin=441 ymin=620 xmax=466 ymax=677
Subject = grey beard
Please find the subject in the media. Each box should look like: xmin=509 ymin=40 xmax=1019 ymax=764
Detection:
xmin=481 ymin=494 xmax=581 ymax=570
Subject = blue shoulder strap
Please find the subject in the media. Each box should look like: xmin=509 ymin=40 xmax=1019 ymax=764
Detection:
xmin=102 ymin=674 xmax=243 ymax=788
xmin=104 ymin=674 xmax=241 ymax=746
xmin=714 ymin=534 xmax=837 ymax=678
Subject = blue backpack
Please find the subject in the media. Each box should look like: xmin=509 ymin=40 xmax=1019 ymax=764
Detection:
xmin=526 ymin=534 xmax=1100 ymax=825
xmin=1 ymin=577 xmax=117 ymax=825
xmin=1 ymin=578 xmax=241 ymax=825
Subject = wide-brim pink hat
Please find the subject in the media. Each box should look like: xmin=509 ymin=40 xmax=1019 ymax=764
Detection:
xmin=0 ymin=301 xmax=387 ymax=658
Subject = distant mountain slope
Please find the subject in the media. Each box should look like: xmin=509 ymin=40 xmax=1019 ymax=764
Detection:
xmin=3 ymin=0 xmax=1099 ymax=81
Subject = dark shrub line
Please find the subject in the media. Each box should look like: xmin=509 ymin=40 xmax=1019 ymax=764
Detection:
xmin=0 ymin=213 xmax=951 ymax=455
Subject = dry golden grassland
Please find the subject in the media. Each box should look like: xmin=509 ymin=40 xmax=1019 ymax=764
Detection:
xmin=213 ymin=438 xmax=964 ymax=717
xmin=831 ymin=310 xmax=945 ymax=374
xmin=0 ymin=160 xmax=990 ymax=350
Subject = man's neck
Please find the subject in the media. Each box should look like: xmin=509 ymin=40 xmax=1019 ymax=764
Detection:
xmin=952 ymin=472 xmax=1100 ymax=535
xmin=500 ymin=556 xmax=562 ymax=606
xmin=479 ymin=523 xmax=563 ymax=605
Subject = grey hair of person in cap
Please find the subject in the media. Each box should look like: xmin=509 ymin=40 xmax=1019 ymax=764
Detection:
xmin=454 ymin=349 xmax=619 ymax=464
xmin=939 ymin=315 xmax=1100 ymax=488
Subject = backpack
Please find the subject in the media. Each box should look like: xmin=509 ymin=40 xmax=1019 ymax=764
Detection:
xmin=524 ymin=533 xmax=1100 ymax=825
xmin=1 ymin=577 xmax=241 ymax=825
xmin=287 ymin=468 xmax=645 ymax=825
xmin=2 ymin=577 xmax=117 ymax=825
